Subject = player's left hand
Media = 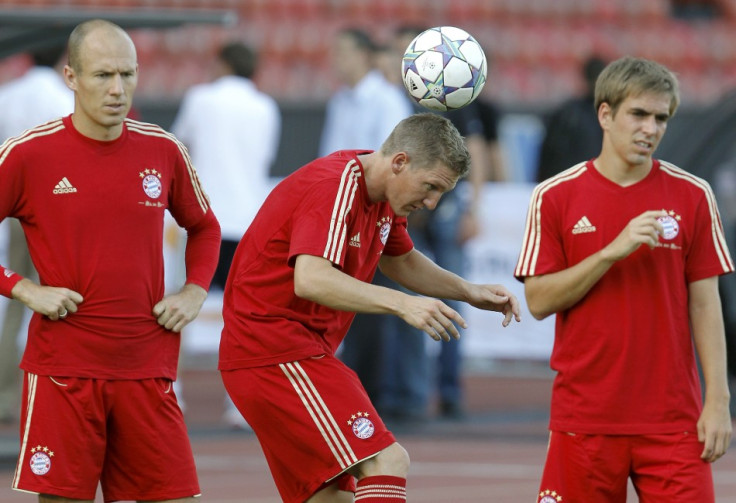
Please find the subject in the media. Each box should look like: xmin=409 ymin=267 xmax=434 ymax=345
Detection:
xmin=697 ymin=399 xmax=732 ymax=462
xmin=153 ymin=283 xmax=208 ymax=333
xmin=465 ymin=284 xmax=521 ymax=327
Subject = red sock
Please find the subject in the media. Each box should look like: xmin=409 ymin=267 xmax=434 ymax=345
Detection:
xmin=355 ymin=475 xmax=407 ymax=502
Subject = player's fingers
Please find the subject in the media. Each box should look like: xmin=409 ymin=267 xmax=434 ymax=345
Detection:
xmin=441 ymin=306 xmax=466 ymax=330
xmin=68 ymin=290 xmax=84 ymax=304
xmin=424 ymin=326 xmax=441 ymax=342
xmin=427 ymin=318 xmax=451 ymax=342
xmin=502 ymin=308 xmax=513 ymax=327
xmin=152 ymin=300 xmax=166 ymax=317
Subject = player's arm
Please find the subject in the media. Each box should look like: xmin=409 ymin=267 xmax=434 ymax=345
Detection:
xmin=378 ymin=248 xmax=520 ymax=327
xmin=689 ymin=276 xmax=732 ymax=462
xmin=294 ymin=253 xmax=463 ymax=341
xmin=525 ymin=209 xmax=666 ymax=319
xmin=153 ymin=209 xmax=220 ymax=332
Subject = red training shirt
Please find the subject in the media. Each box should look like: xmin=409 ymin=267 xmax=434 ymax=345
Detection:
xmin=515 ymin=160 xmax=734 ymax=434
xmin=219 ymin=150 xmax=414 ymax=370
xmin=0 ymin=116 xmax=220 ymax=380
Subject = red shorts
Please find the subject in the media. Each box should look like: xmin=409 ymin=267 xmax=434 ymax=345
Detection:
xmin=221 ymin=354 xmax=397 ymax=503
xmin=13 ymin=373 xmax=200 ymax=502
xmin=537 ymin=430 xmax=714 ymax=503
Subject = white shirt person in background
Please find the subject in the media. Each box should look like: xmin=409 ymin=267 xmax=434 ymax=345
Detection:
xmin=171 ymin=41 xmax=281 ymax=428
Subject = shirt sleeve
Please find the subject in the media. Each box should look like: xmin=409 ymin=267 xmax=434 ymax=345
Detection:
xmin=685 ymin=184 xmax=734 ymax=282
xmin=289 ymin=177 xmax=351 ymax=267
xmin=383 ymin=216 xmax=414 ymax=257
xmin=514 ymin=187 xmax=566 ymax=281
xmin=166 ymin=138 xmax=222 ymax=291
xmin=0 ymin=141 xmax=26 ymax=297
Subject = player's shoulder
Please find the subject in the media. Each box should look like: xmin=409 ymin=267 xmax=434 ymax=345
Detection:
xmin=125 ymin=118 xmax=179 ymax=143
xmin=656 ymin=159 xmax=711 ymax=189
xmin=290 ymin=151 xmax=365 ymax=189
xmin=0 ymin=117 xmax=67 ymax=153
xmin=533 ymin=161 xmax=590 ymax=195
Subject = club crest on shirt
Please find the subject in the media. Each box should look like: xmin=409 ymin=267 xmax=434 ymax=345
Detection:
xmin=347 ymin=411 xmax=375 ymax=439
xmin=538 ymin=489 xmax=563 ymax=502
xmin=139 ymin=168 xmax=163 ymax=199
xmin=29 ymin=445 xmax=54 ymax=476
xmin=376 ymin=216 xmax=392 ymax=246
xmin=657 ymin=210 xmax=681 ymax=240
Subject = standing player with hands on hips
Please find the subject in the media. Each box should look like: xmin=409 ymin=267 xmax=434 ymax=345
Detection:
xmin=219 ymin=113 xmax=520 ymax=503
xmin=0 ymin=19 xmax=221 ymax=502
xmin=516 ymin=56 xmax=733 ymax=502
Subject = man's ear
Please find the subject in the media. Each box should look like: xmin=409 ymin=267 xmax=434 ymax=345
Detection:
xmin=391 ymin=152 xmax=409 ymax=174
xmin=598 ymin=102 xmax=611 ymax=130
xmin=63 ymin=65 xmax=77 ymax=91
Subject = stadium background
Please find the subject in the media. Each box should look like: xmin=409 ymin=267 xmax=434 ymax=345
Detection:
xmin=1 ymin=1 xmax=736 ymax=501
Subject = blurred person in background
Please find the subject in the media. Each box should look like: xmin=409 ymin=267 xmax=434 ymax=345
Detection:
xmin=536 ymin=55 xmax=607 ymax=183
xmin=319 ymin=27 xmax=413 ymax=405
xmin=172 ymin=40 xmax=281 ymax=429
xmin=516 ymin=56 xmax=732 ymax=502
xmin=219 ymin=112 xmax=520 ymax=503
xmin=0 ymin=42 xmax=74 ymax=423
xmin=1 ymin=19 xmax=221 ymax=501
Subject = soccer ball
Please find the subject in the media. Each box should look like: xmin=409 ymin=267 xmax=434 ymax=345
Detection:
xmin=401 ymin=26 xmax=487 ymax=112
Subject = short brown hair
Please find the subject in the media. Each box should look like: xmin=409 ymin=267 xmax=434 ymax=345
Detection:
xmin=381 ymin=113 xmax=470 ymax=178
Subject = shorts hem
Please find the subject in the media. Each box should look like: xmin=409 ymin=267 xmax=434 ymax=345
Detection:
xmin=103 ymin=490 xmax=201 ymax=502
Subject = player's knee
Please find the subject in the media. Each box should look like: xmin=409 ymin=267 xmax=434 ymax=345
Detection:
xmin=353 ymin=442 xmax=410 ymax=479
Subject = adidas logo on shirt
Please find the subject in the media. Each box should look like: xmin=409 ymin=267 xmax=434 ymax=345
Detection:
xmin=572 ymin=216 xmax=596 ymax=234
xmin=53 ymin=177 xmax=77 ymax=194
xmin=349 ymin=233 xmax=361 ymax=247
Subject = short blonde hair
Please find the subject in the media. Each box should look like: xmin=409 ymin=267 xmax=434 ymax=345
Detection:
xmin=594 ymin=56 xmax=680 ymax=117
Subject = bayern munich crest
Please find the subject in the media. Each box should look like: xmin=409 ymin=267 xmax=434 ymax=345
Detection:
xmin=377 ymin=217 xmax=392 ymax=246
xmin=347 ymin=412 xmax=375 ymax=439
xmin=657 ymin=210 xmax=681 ymax=240
xmin=29 ymin=445 xmax=54 ymax=476
xmin=140 ymin=168 xmax=163 ymax=199
xmin=538 ymin=489 xmax=563 ymax=502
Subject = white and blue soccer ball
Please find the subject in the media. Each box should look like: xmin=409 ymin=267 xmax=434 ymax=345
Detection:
xmin=401 ymin=26 xmax=487 ymax=111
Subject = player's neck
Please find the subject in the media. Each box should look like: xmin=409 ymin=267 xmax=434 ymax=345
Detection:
xmin=357 ymin=152 xmax=383 ymax=203
xmin=592 ymin=154 xmax=653 ymax=187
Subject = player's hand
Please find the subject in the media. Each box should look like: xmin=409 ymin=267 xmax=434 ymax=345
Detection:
xmin=397 ymin=295 xmax=466 ymax=342
xmin=602 ymin=210 xmax=666 ymax=262
xmin=465 ymin=284 xmax=521 ymax=327
xmin=153 ymin=283 xmax=207 ymax=333
xmin=10 ymin=278 xmax=83 ymax=321
xmin=697 ymin=399 xmax=732 ymax=462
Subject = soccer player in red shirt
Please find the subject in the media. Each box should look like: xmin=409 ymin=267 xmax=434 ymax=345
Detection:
xmin=219 ymin=113 xmax=521 ymax=502
xmin=0 ymin=20 xmax=220 ymax=502
xmin=515 ymin=57 xmax=733 ymax=502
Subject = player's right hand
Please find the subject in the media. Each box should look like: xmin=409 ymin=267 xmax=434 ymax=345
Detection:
xmin=397 ymin=295 xmax=466 ymax=342
xmin=11 ymin=278 xmax=83 ymax=321
xmin=601 ymin=210 xmax=667 ymax=262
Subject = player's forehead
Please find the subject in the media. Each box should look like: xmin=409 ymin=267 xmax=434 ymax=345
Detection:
xmin=418 ymin=162 xmax=459 ymax=191
xmin=78 ymin=28 xmax=137 ymax=72
xmin=620 ymin=91 xmax=672 ymax=114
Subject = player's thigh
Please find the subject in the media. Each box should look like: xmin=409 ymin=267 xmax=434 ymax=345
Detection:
xmin=101 ymin=379 xmax=199 ymax=502
xmin=222 ymin=355 xmax=396 ymax=503
xmin=14 ymin=374 xmax=105 ymax=500
xmin=631 ymin=432 xmax=714 ymax=503
xmin=537 ymin=431 xmax=630 ymax=503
